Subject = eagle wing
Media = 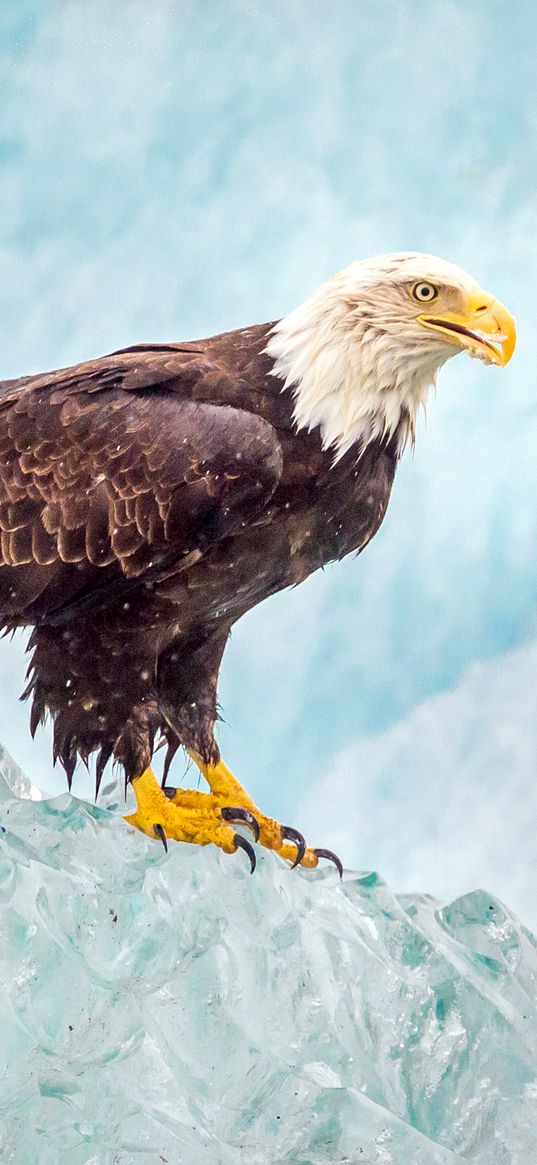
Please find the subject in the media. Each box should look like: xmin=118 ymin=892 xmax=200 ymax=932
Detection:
xmin=0 ymin=346 xmax=283 ymax=623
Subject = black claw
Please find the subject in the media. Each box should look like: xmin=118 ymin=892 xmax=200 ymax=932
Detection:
xmin=313 ymin=847 xmax=343 ymax=879
xmin=281 ymin=825 xmax=307 ymax=869
xmin=233 ymin=831 xmax=256 ymax=874
xmin=163 ymin=786 xmax=178 ymax=800
xmin=221 ymin=805 xmax=260 ymax=842
xmin=153 ymin=823 xmax=168 ymax=853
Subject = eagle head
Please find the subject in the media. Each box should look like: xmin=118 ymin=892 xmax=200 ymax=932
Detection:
xmin=266 ymin=253 xmax=516 ymax=461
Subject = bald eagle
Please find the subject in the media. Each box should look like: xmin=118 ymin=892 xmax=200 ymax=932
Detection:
xmin=0 ymin=254 xmax=515 ymax=872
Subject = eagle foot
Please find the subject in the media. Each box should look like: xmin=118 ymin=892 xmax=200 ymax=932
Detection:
xmin=124 ymin=762 xmax=342 ymax=876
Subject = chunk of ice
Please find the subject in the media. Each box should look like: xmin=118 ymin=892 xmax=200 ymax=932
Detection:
xmin=1 ymin=771 xmax=537 ymax=1163
xmin=0 ymin=745 xmax=42 ymax=802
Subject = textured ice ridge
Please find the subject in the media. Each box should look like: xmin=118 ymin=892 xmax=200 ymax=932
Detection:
xmin=1 ymin=771 xmax=537 ymax=1164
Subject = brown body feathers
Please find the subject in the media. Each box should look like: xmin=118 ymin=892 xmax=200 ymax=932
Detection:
xmin=0 ymin=325 xmax=396 ymax=791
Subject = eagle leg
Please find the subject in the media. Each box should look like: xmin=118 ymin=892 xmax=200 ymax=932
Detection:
xmin=124 ymin=759 xmax=340 ymax=873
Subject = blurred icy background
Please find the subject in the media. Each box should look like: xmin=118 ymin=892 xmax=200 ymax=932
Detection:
xmin=1 ymin=1 xmax=537 ymax=923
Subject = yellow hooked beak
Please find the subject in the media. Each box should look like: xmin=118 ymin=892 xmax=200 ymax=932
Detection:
xmin=418 ymin=288 xmax=516 ymax=367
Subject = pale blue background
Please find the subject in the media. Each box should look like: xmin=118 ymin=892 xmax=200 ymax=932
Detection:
xmin=1 ymin=0 xmax=537 ymax=921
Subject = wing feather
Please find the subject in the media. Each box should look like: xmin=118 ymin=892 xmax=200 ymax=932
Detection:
xmin=0 ymin=348 xmax=282 ymax=622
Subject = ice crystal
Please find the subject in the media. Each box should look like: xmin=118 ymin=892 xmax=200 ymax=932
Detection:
xmin=1 ymin=771 xmax=536 ymax=1163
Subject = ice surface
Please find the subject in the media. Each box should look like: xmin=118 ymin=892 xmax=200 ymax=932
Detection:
xmin=1 ymin=773 xmax=537 ymax=1164
xmin=0 ymin=743 xmax=43 ymax=802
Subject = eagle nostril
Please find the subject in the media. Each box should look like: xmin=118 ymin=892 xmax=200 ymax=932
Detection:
xmin=474 ymin=303 xmax=489 ymax=314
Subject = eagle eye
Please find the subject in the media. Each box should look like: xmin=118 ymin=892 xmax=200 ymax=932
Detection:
xmin=412 ymin=281 xmax=439 ymax=303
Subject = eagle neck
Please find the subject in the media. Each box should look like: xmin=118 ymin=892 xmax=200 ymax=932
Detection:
xmin=264 ymin=300 xmax=445 ymax=463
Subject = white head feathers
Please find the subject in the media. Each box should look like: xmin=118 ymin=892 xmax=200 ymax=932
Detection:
xmin=265 ymin=253 xmax=486 ymax=462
